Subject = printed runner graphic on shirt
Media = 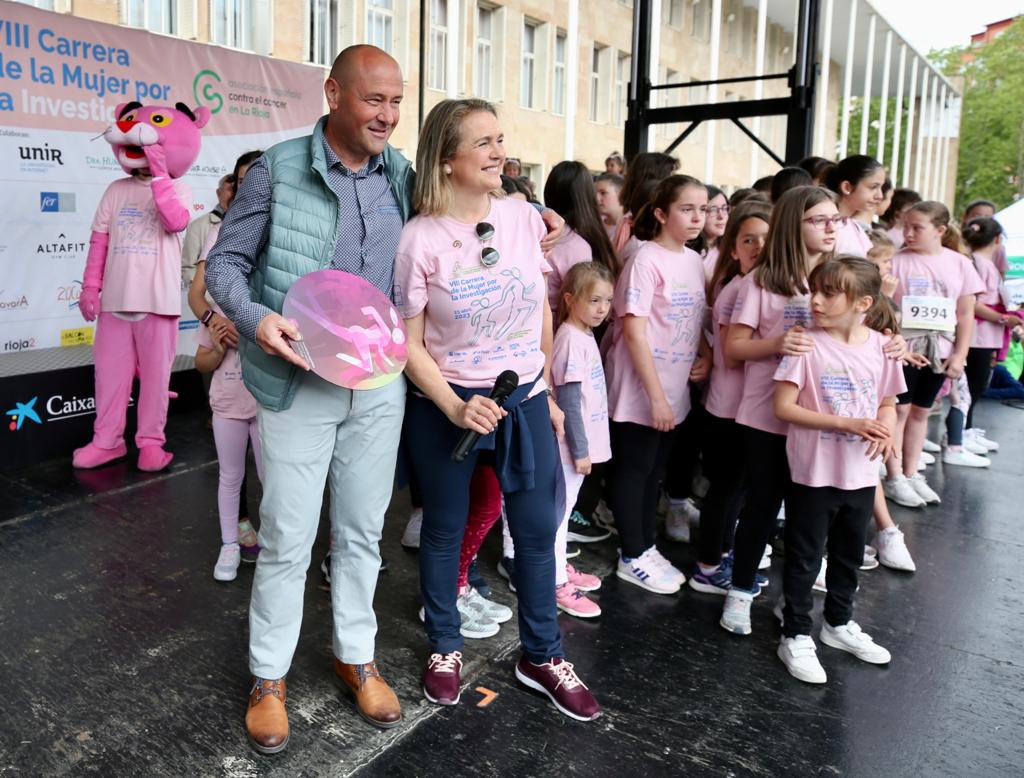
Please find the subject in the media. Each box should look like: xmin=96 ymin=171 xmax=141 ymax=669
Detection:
xmin=449 ymin=262 xmax=541 ymax=367
xmin=818 ymin=364 xmax=878 ymax=441
xmin=670 ymin=281 xmax=703 ymax=348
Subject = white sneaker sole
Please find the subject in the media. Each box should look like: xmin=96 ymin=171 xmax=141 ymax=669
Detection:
xmin=514 ymin=666 xmax=602 ymax=722
xmin=556 ymin=601 xmax=602 ymax=618
xmin=422 ymin=685 xmax=461 ymax=706
xmin=615 ymin=569 xmax=680 ymax=595
xmin=213 ymin=568 xmax=238 ymax=582
xmin=884 ymin=489 xmax=926 ymax=508
xmin=878 ymin=556 xmax=916 ymax=573
xmin=777 ymin=646 xmax=827 ymax=684
xmin=819 ymin=630 xmax=891 ymax=664
xmin=688 ymin=578 xmax=729 ymax=596
xmin=566 ymin=531 xmax=612 ymax=544
xmin=400 ymin=538 xmax=420 ymax=549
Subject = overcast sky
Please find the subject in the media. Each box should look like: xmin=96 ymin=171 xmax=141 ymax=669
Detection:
xmin=877 ymin=0 xmax=1023 ymax=54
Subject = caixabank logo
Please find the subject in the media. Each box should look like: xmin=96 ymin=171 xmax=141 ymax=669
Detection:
xmin=40 ymin=192 xmax=76 ymax=213
xmin=5 ymin=392 xmax=132 ymax=432
xmin=6 ymin=397 xmax=41 ymax=431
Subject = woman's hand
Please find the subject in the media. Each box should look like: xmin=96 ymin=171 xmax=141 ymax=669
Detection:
xmin=574 ymin=456 xmax=592 ymax=476
xmin=650 ymin=395 xmax=675 ymax=432
xmin=548 ymin=395 xmax=565 ymax=438
xmin=778 ymin=325 xmax=814 ymax=356
xmin=539 ymin=209 xmax=566 ymax=254
xmin=882 ymin=331 xmax=907 ymax=361
xmin=943 ymin=353 xmax=967 ymax=379
xmin=448 ymin=394 xmax=507 ymax=435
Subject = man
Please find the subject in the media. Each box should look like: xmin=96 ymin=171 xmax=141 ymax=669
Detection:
xmin=205 ymin=45 xmax=412 ymax=754
xmin=181 ymin=173 xmax=232 ymax=289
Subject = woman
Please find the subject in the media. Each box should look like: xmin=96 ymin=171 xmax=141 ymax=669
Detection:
xmin=394 ymin=98 xmax=601 ymax=722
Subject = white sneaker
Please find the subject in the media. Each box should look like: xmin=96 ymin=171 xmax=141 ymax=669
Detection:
xmin=664 ymin=504 xmax=692 ymax=543
xmin=616 ymin=552 xmax=680 ymax=594
xmin=461 ymin=586 xmax=513 ymax=624
xmin=213 ymin=543 xmax=241 ymax=581
xmin=813 ymin=558 xmax=828 ymax=592
xmin=720 ymin=588 xmax=754 ymax=635
xmin=883 ymin=474 xmax=926 ymax=508
xmin=961 ymin=434 xmax=989 ymax=456
xmin=967 ymin=428 xmax=999 ymax=452
xmin=942 ymin=447 xmax=991 ymax=468
xmin=920 ymin=450 xmax=935 ymax=465
xmin=758 ymin=548 xmax=772 ymax=570
xmin=643 ymin=546 xmax=686 ymax=586
xmin=419 ymin=601 xmax=501 ymax=639
xmin=922 ymin=438 xmax=941 ymax=453
xmin=777 ymin=502 xmax=786 ymax=521
xmin=860 ymin=547 xmax=879 ymax=571
xmin=909 ymin=473 xmax=941 ymax=504
xmin=778 ymin=636 xmax=827 ymax=683
xmin=401 ymin=507 xmax=423 ymax=549
xmin=874 ymin=526 xmax=916 ymax=572
xmin=820 ymin=621 xmax=891 ymax=664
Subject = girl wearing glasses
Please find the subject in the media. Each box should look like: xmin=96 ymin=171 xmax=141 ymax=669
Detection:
xmin=698 ymin=186 xmax=729 ymax=280
xmin=395 ymin=99 xmax=600 ymax=722
xmin=825 ymin=155 xmax=887 ymax=258
xmin=604 ymin=174 xmax=711 ymax=594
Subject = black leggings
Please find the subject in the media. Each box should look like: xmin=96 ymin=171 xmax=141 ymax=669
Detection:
xmin=665 ymin=386 xmax=706 ymax=500
xmin=608 ymin=421 xmax=678 ymax=558
xmin=698 ymin=414 xmax=746 ymax=567
xmin=965 ymin=347 xmax=996 ymax=429
xmin=730 ymin=425 xmax=790 ymax=592
xmin=573 ymin=462 xmax=607 ymax=518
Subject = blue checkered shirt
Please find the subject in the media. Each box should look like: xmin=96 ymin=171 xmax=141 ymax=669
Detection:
xmin=205 ymin=138 xmax=404 ymax=343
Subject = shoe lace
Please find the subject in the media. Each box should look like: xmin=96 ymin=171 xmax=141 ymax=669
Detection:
xmin=569 ymin=511 xmax=590 ymax=528
xmin=251 ymin=677 xmax=284 ymax=702
xmin=548 ymin=660 xmax=588 ymax=692
xmin=355 ymin=663 xmax=382 ymax=683
xmin=429 ymin=651 xmax=462 ymax=674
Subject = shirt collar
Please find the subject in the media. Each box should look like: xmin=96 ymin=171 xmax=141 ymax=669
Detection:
xmin=321 ymin=136 xmax=385 ymax=178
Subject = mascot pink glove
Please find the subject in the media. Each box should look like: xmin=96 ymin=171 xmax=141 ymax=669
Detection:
xmin=143 ymin=143 xmax=191 ymax=233
xmin=79 ymin=230 xmax=110 ymax=322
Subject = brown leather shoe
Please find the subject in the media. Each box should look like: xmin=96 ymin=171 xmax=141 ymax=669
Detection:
xmin=334 ymin=659 xmax=402 ymax=729
xmin=246 ymin=677 xmax=289 ymax=754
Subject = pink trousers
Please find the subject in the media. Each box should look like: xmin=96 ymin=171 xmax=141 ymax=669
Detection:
xmin=92 ymin=312 xmax=178 ymax=450
xmin=212 ymin=414 xmax=263 ymax=543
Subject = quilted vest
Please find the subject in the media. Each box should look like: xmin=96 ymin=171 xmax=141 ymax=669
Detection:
xmin=239 ymin=117 xmax=414 ymax=411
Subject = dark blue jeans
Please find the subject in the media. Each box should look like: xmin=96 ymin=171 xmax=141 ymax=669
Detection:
xmin=983 ymin=364 xmax=1024 ymax=401
xmin=405 ymin=391 xmax=562 ymax=663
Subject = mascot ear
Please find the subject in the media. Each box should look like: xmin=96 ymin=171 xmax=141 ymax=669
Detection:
xmin=176 ymin=102 xmax=212 ymax=130
xmin=116 ymin=101 xmax=142 ymax=119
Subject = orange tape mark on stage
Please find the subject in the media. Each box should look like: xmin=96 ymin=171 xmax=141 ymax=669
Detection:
xmin=475 ymin=686 xmax=498 ymax=708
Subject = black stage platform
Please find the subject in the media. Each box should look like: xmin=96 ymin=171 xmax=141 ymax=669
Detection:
xmin=1 ymin=402 xmax=1022 ymax=777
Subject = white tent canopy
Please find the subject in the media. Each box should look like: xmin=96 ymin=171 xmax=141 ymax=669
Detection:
xmin=996 ymin=199 xmax=1024 ymax=304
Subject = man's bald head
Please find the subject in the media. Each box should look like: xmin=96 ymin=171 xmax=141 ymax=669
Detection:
xmin=329 ymin=45 xmax=400 ymax=87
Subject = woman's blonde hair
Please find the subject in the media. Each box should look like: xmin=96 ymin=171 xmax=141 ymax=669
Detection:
xmin=413 ymin=98 xmax=505 ymax=217
xmin=557 ymin=262 xmax=615 ymax=324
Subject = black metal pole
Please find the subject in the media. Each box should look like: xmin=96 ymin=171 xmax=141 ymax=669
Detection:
xmin=624 ymin=0 xmax=653 ymax=161
xmin=785 ymin=0 xmax=820 ymax=163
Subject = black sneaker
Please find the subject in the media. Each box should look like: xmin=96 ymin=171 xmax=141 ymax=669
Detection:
xmin=566 ymin=510 xmax=611 ymax=544
xmin=467 ymin=557 xmax=491 ymax=598
xmin=565 ymin=542 xmax=581 ymax=560
xmin=319 ymin=552 xmax=331 ymax=591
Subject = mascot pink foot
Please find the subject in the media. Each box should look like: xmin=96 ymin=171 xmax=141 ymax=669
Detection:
xmin=73 ymin=101 xmax=210 ymax=472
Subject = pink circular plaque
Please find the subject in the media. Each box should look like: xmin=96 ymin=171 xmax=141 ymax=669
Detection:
xmin=282 ymin=270 xmax=408 ymax=390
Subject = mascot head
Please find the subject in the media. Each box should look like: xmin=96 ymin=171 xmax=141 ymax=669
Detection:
xmin=104 ymin=102 xmax=211 ymax=178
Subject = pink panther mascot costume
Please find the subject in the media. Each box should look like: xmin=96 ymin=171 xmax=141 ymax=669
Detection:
xmin=74 ymin=101 xmax=210 ymax=472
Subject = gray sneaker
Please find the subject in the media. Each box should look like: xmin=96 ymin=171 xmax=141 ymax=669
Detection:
xmin=461 ymin=586 xmax=513 ymax=624
xmin=417 ymin=603 xmax=500 ymax=640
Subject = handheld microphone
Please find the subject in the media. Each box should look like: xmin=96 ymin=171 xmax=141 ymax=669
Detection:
xmin=451 ymin=370 xmax=520 ymax=463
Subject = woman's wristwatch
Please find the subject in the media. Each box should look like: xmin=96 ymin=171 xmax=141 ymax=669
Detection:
xmin=201 ymin=309 xmax=215 ymax=327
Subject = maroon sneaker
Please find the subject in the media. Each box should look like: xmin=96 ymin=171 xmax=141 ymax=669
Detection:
xmin=422 ymin=651 xmax=463 ymax=705
xmin=514 ymin=656 xmax=601 ymax=721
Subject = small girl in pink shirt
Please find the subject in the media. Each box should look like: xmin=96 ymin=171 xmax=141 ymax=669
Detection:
xmin=604 ymin=174 xmax=710 ymax=595
xmin=773 ymin=256 xmax=906 ymax=684
xmin=195 ymin=310 xmax=263 ymax=582
xmin=825 ymin=155 xmax=885 ymax=258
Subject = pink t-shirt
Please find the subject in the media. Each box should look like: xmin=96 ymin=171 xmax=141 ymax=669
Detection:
xmin=605 ymin=242 xmax=706 ymax=427
xmin=552 ymin=323 xmax=611 ymax=464
xmin=705 ymin=274 xmax=746 ymax=420
xmin=545 ymin=228 xmax=593 ymax=311
xmin=731 ymin=273 xmax=812 ymax=436
xmin=891 ymin=247 xmax=986 ymax=358
xmin=617 ymin=235 xmax=645 ymax=269
xmin=835 ymin=219 xmax=872 ymax=258
xmin=775 ymin=328 xmax=906 ymax=490
xmin=702 ymin=246 xmax=720 ymax=281
xmin=195 ymin=312 xmax=259 ymax=420
xmin=887 ymin=226 xmax=905 ymax=249
xmin=394 ymin=196 xmax=550 ymax=389
xmin=91 ymin=176 xmax=192 ymax=316
xmin=972 ymin=254 xmax=1004 ymax=348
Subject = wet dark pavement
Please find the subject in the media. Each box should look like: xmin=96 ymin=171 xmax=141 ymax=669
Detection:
xmin=1 ymin=401 xmax=1022 ymax=777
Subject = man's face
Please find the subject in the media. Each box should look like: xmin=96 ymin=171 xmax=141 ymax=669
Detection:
xmin=324 ymin=55 xmax=404 ymax=164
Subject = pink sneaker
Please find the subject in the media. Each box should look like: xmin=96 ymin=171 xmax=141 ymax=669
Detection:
xmin=72 ymin=441 xmax=127 ymax=469
xmin=555 ymin=583 xmax=602 ymax=618
xmin=565 ymin=564 xmax=601 ymax=592
xmin=137 ymin=445 xmax=173 ymax=472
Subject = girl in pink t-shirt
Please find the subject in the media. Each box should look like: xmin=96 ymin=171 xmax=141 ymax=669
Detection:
xmin=721 ymin=185 xmax=839 ymax=634
xmin=542 ymin=161 xmax=619 ymax=315
xmin=688 ymin=201 xmax=771 ymax=596
xmin=195 ymin=309 xmax=263 ymax=582
xmin=825 ymin=155 xmax=886 ymax=258
xmin=698 ymin=186 xmax=729 ymax=282
xmin=773 ymin=257 xmax=905 ymax=684
xmin=604 ymin=174 xmax=710 ymax=595
xmin=883 ymin=202 xmax=986 ymax=507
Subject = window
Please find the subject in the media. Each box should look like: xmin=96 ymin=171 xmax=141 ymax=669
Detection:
xmin=429 ymin=0 xmax=448 ymax=90
xmin=125 ymin=0 xmax=176 ymax=34
xmin=589 ymin=44 xmax=605 ymax=121
xmin=475 ymin=5 xmax=493 ymax=97
xmin=663 ymin=0 xmax=684 ymax=28
xmin=553 ymin=31 xmax=567 ymax=115
xmin=614 ymin=52 xmax=630 ymax=127
xmin=690 ymin=0 xmax=710 ymax=42
xmin=521 ymin=20 xmax=537 ymax=107
xmin=211 ymin=0 xmax=252 ymax=49
xmin=308 ymin=0 xmax=338 ymax=65
xmin=367 ymin=0 xmax=395 ymax=54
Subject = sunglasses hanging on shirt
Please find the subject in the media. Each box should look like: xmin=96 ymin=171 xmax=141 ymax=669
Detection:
xmin=476 ymin=222 xmax=500 ymax=267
